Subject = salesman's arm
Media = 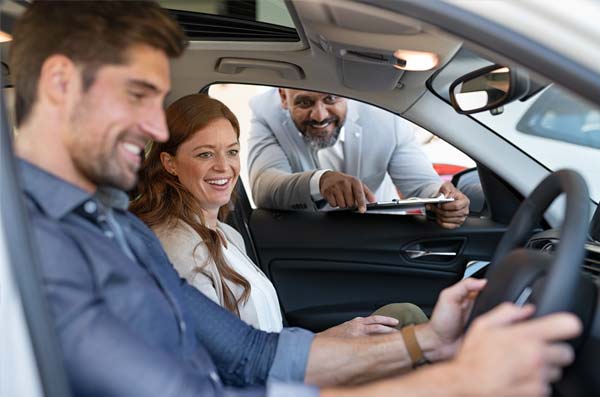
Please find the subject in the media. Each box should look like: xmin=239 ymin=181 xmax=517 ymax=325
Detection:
xmin=246 ymin=100 xmax=318 ymax=211
xmin=246 ymin=114 xmax=374 ymax=212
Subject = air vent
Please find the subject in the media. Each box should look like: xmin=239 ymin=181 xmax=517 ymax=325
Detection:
xmin=528 ymin=238 xmax=600 ymax=279
xmin=527 ymin=237 xmax=558 ymax=252
xmin=168 ymin=9 xmax=299 ymax=42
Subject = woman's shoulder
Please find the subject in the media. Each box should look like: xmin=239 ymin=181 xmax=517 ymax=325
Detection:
xmin=153 ymin=220 xmax=205 ymax=251
xmin=217 ymin=221 xmax=246 ymax=253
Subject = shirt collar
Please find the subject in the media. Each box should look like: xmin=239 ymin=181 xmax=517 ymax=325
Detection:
xmin=94 ymin=186 xmax=130 ymax=211
xmin=338 ymin=126 xmax=346 ymax=143
xmin=18 ymin=159 xmax=129 ymax=219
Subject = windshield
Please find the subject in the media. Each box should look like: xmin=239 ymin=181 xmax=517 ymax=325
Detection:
xmin=432 ymin=49 xmax=600 ymax=202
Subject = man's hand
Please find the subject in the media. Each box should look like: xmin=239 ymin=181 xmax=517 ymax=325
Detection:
xmin=453 ymin=303 xmax=581 ymax=396
xmin=426 ymin=182 xmax=469 ymax=229
xmin=414 ymin=278 xmax=487 ymax=362
xmin=320 ymin=171 xmax=376 ymax=213
xmin=318 ymin=315 xmax=399 ymax=338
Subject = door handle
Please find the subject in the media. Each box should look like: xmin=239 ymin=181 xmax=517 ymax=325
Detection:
xmin=403 ymin=249 xmax=457 ymax=259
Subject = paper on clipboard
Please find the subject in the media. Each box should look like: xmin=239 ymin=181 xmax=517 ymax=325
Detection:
xmin=365 ymin=194 xmax=454 ymax=211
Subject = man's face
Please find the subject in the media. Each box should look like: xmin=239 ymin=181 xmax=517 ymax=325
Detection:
xmin=279 ymin=89 xmax=347 ymax=149
xmin=66 ymin=44 xmax=170 ymax=191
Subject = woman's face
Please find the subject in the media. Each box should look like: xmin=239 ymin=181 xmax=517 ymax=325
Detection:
xmin=166 ymin=117 xmax=240 ymax=213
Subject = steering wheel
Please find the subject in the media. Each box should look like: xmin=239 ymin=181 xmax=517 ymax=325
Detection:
xmin=467 ymin=169 xmax=590 ymax=323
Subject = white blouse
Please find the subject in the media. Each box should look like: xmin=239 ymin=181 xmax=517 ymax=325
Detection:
xmin=154 ymin=220 xmax=283 ymax=332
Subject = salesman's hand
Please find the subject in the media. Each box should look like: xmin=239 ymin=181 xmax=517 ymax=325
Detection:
xmin=415 ymin=278 xmax=487 ymax=362
xmin=319 ymin=171 xmax=376 ymax=213
xmin=426 ymin=182 xmax=469 ymax=229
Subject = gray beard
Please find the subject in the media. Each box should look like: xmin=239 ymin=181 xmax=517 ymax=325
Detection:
xmin=302 ymin=125 xmax=342 ymax=150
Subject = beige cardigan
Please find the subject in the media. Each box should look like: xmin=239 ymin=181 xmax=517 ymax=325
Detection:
xmin=154 ymin=220 xmax=282 ymax=331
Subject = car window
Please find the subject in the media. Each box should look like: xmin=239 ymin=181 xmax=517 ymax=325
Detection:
xmin=432 ymin=49 xmax=600 ymax=203
xmin=208 ymin=83 xmax=477 ymax=209
xmin=516 ymin=86 xmax=600 ymax=150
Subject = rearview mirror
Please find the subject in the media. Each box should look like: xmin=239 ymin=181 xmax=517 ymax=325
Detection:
xmin=449 ymin=65 xmax=529 ymax=114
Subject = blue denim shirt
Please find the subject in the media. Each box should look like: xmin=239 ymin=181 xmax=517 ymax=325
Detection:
xmin=18 ymin=160 xmax=318 ymax=397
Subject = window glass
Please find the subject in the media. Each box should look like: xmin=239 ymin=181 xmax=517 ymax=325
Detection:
xmin=431 ymin=48 xmax=600 ymax=202
xmin=516 ymin=86 xmax=600 ymax=149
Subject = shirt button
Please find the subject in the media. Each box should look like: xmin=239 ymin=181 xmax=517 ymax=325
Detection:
xmin=179 ymin=321 xmax=186 ymax=333
xmin=209 ymin=371 xmax=220 ymax=382
xmin=104 ymin=230 xmax=115 ymax=239
xmin=83 ymin=201 xmax=97 ymax=214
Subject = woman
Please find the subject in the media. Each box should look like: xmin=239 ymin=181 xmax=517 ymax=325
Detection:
xmin=131 ymin=94 xmax=426 ymax=335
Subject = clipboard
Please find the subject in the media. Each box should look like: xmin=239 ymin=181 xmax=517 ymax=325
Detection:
xmin=365 ymin=196 xmax=454 ymax=211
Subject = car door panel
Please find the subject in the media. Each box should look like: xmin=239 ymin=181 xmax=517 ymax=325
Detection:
xmin=249 ymin=209 xmax=506 ymax=331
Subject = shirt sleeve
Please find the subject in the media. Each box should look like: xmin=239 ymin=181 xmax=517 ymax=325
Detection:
xmin=267 ymin=382 xmax=320 ymax=397
xmin=268 ymin=327 xmax=315 ymax=383
xmin=309 ymin=169 xmax=331 ymax=201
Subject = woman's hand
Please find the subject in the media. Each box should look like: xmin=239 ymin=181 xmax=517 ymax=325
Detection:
xmin=318 ymin=315 xmax=399 ymax=338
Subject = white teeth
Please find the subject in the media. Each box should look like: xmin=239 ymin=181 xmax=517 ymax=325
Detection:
xmin=122 ymin=143 xmax=142 ymax=155
xmin=207 ymin=179 xmax=228 ymax=186
xmin=312 ymin=122 xmax=330 ymax=128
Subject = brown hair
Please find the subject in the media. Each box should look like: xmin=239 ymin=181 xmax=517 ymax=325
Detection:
xmin=130 ymin=94 xmax=250 ymax=315
xmin=9 ymin=1 xmax=187 ymax=127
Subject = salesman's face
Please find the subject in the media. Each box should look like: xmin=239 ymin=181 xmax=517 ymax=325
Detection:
xmin=279 ymin=89 xmax=347 ymax=149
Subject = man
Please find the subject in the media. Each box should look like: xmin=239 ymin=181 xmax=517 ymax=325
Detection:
xmin=11 ymin=2 xmax=580 ymax=396
xmin=248 ymin=89 xmax=470 ymax=228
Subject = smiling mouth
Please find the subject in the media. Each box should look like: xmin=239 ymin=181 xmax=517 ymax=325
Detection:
xmin=205 ymin=178 xmax=231 ymax=186
xmin=122 ymin=142 xmax=143 ymax=156
xmin=119 ymin=141 xmax=144 ymax=169
xmin=305 ymin=117 xmax=337 ymax=131
xmin=310 ymin=121 xmax=332 ymax=129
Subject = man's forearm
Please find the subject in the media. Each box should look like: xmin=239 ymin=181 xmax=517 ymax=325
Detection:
xmin=305 ymin=333 xmax=412 ymax=386
xmin=305 ymin=323 xmax=447 ymax=387
xmin=319 ymin=361 xmax=463 ymax=397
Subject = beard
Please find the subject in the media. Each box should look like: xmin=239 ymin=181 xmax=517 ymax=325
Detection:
xmin=71 ymin=131 xmax=141 ymax=192
xmin=68 ymin=99 xmax=142 ymax=191
xmin=300 ymin=116 xmax=344 ymax=150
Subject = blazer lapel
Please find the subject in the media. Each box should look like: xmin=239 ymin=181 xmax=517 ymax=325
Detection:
xmin=343 ymin=107 xmax=362 ymax=178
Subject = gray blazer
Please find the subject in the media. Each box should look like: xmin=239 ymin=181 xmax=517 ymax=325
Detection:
xmin=247 ymin=89 xmax=442 ymax=210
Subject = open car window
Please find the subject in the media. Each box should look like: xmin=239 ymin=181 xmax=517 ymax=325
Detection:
xmin=207 ymin=83 xmax=478 ymax=210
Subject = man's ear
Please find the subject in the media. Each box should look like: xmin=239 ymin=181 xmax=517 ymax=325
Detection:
xmin=37 ymin=54 xmax=80 ymax=107
xmin=278 ymin=88 xmax=289 ymax=110
xmin=160 ymin=152 xmax=177 ymax=176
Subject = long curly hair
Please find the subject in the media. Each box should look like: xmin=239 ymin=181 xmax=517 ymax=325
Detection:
xmin=130 ymin=94 xmax=250 ymax=315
